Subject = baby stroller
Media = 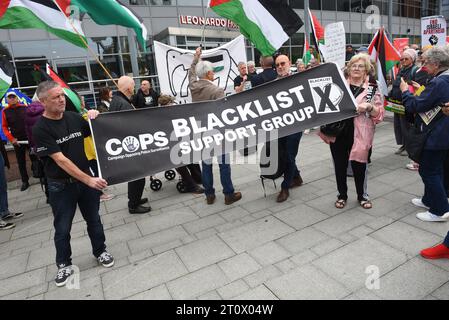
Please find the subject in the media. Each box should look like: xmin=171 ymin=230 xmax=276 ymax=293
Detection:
xmin=149 ymin=170 xmax=177 ymax=191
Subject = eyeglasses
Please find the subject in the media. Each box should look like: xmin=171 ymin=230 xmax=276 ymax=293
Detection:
xmin=400 ymin=57 xmax=411 ymax=61
xmin=276 ymin=61 xmax=287 ymax=67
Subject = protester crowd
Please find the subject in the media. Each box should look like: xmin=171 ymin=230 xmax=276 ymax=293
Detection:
xmin=1 ymin=42 xmax=449 ymax=288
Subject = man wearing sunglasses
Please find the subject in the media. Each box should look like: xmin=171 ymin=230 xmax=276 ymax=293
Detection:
xmin=273 ymin=55 xmax=304 ymax=203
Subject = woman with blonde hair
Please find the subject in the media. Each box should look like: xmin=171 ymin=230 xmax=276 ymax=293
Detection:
xmin=320 ymin=54 xmax=384 ymax=209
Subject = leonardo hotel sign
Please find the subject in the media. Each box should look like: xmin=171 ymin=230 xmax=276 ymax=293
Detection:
xmin=179 ymin=15 xmax=238 ymax=29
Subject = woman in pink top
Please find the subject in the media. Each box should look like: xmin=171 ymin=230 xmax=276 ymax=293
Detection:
xmin=320 ymin=54 xmax=384 ymax=209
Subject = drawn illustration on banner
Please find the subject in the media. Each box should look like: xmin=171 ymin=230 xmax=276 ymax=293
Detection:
xmin=308 ymin=77 xmax=344 ymax=114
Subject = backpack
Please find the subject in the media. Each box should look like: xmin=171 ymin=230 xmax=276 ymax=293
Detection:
xmin=259 ymin=138 xmax=287 ymax=197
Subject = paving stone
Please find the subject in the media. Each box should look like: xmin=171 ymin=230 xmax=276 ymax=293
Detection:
xmin=127 ymin=250 xmax=153 ymax=264
xmin=312 ymin=236 xmax=408 ymax=291
xmin=0 ymin=252 xmax=29 ymax=280
xmin=219 ymin=207 xmax=251 ymax=222
xmin=313 ymin=209 xmax=374 ymax=237
xmin=182 ymin=214 xmax=226 ymax=234
xmin=344 ymin=288 xmax=382 ymax=300
xmin=430 ymin=281 xmax=449 ymax=300
xmin=218 ymin=253 xmax=261 ymax=282
xmin=215 ymin=220 xmax=244 ymax=233
xmin=349 ymin=225 xmax=374 ymax=238
xmin=176 ymin=235 xmax=235 ymax=272
xmin=401 ymin=214 xmax=449 ymax=238
xmin=136 ymin=208 xmax=198 ymax=235
xmin=276 ymin=227 xmax=329 ymax=254
xmin=365 ymin=216 xmax=395 ymax=230
xmin=102 ymin=250 xmax=188 ymax=300
xmin=374 ymin=258 xmax=449 ymax=300
xmin=275 ymin=259 xmax=297 ymax=274
xmin=127 ymin=226 xmax=188 ymax=254
xmin=336 ymin=233 xmax=358 ymax=244
xmin=251 ymin=210 xmax=273 ymax=220
xmin=0 ymin=231 xmax=50 ymax=255
xmin=126 ymin=284 xmax=172 ymax=300
xmin=248 ymin=242 xmax=291 ymax=267
xmin=243 ymin=265 xmax=282 ymax=288
xmin=197 ymin=290 xmax=222 ymax=300
xmin=219 ymin=217 xmax=294 ymax=254
xmin=45 ymin=276 xmax=104 ymax=300
xmin=370 ymin=221 xmax=443 ymax=256
xmin=274 ymin=204 xmax=329 ymax=230
xmin=305 ymin=193 xmax=359 ymax=217
xmin=195 ymin=227 xmax=218 ymax=240
xmin=265 ymin=264 xmax=350 ymax=300
xmin=0 ymin=267 xmax=47 ymax=297
xmin=311 ymin=238 xmax=345 ymax=256
xmin=290 ymin=250 xmax=319 ymax=267
xmin=217 ymin=280 xmax=250 ymax=300
xmin=167 ymin=265 xmax=229 ymax=300
xmin=233 ymin=285 xmax=278 ymax=300
xmin=26 ymin=245 xmax=55 ymax=271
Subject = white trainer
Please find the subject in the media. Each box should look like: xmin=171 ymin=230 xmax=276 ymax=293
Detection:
xmin=411 ymin=198 xmax=429 ymax=209
xmin=416 ymin=211 xmax=448 ymax=222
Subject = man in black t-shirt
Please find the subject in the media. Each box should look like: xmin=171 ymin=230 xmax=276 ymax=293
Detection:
xmin=32 ymin=81 xmax=114 ymax=288
xmin=132 ymin=80 xmax=159 ymax=108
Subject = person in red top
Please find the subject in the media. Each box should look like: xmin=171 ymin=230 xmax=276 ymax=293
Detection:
xmin=2 ymin=91 xmax=36 ymax=191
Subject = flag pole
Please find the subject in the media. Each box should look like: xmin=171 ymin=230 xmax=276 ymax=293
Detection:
xmin=201 ymin=3 xmax=210 ymax=48
xmin=52 ymin=1 xmax=119 ymax=88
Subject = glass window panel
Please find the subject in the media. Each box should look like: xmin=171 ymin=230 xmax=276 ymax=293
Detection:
xmin=149 ymin=0 xmax=175 ymax=5
xmin=291 ymin=46 xmax=302 ymax=64
xmin=130 ymin=0 xmax=148 ymax=4
xmin=291 ymin=33 xmax=304 ymax=46
xmin=11 ymin=41 xmax=51 ymax=59
xmin=289 ymin=0 xmax=304 ymax=9
xmin=90 ymin=55 xmax=122 ymax=80
xmin=176 ymin=36 xmax=186 ymax=45
xmin=322 ymin=0 xmax=336 ymax=10
xmin=88 ymin=37 xmax=119 ymax=55
xmin=0 ymin=42 xmax=12 ymax=60
xmin=337 ymin=0 xmax=350 ymax=11
xmin=15 ymin=59 xmax=47 ymax=88
xmin=351 ymin=33 xmax=361 ymax=44
xmin=310 ymin=0 xmax=321 ymax=10
xmin=177 ymin=0 xmax=203 ymax=5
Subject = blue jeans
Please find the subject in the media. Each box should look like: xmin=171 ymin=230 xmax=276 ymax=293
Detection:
xmin=420 ymin=149 xmax=449 ymax=216
xmin=48 ymin=181 xmax=105 ymax=267
xmin=202 ymin=154 xmax=234 ymax=196
xmin=0 ymin=154 xmax=8 ymax=219
xmin=281 ymin=132 xmax=303 ymax=190
xmin=444 ymin=232 xmax=449 ymax=247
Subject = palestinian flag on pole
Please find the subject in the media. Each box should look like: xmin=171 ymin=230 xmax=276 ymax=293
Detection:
xmin=209 ymin=0 xmax=303 ymax=56
xmin=308 ymin=9 xmax=325 ymax=62
xmin=0 ymin=0 xmax=86 ymax=48
xmin=35 ymin=64 xmax=82 ymax=113
xmin=302 ymin=35 xmax=313 ymax=65
xmin=0 ymin=57 xmax=14 ymax=100
xmin=55 ymin=0 xmax=148 ymax=51
xmin=368 ymin=27 xmax=401 ymax=96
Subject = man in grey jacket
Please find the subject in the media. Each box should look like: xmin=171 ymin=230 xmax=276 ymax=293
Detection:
xmin=109 ymin=76 xmax=151 ymax=214
xmin=188 ymin=47 xmax=242 ymax=205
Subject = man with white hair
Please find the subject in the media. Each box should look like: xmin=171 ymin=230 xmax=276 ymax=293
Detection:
xmin=247 ymin=60 xmax=257 ymax=76
xmin=188 ymin=47 xmax=242 ymax=205
xmin=109 ymin=76 xmax=151 ymax=214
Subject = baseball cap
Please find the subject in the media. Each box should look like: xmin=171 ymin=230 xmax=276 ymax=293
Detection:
xmin=6 ymin=92 xmax=18 ymax=98
xmin=357 ymin=46 xmax=369 ymax=53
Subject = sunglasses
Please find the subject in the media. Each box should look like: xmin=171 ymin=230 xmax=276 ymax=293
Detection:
xmin=276 ymin=61 xmax=287 ymax=67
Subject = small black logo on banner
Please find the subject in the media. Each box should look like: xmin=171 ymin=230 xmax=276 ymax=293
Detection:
xmin=429 ymin=35 xmax=438 ymax=45
xmin=308 ymin=77 xmax=344 ymax=114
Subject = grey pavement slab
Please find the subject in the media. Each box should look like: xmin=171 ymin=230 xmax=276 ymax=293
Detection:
xmin=175 ymin=235 xmax=235 ymax=272
xmin=232 ymin=285 xmax=278 ymax=300
xmin=217 ymin=253 xmax=261 ymax=282
xmin=219 ymin=216 xmax=294 ymax=253
xmin=248 ymin=241 xmax=291 ymax=267
xmin=136 ymin=208 xmax=198 ymax=235
xmin=217 ymin=280 xmax=250 ymax=300
xmin=126 ymin=284 xmax=172 ymax=300
xmin=273 ymin=204 xmax=329 ymax=230
xmin=276 ymin=227 xmax=329 ymax=254
xmin=312 ymin=236 xmax=408 ymax=292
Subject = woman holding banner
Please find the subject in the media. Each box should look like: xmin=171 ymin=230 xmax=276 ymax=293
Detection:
xmin=320 ymin=54 xmax=384 ymax=210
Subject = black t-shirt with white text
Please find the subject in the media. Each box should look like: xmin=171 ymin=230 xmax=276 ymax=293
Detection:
xmin=32 ymin=112 xmax=91 ymax=179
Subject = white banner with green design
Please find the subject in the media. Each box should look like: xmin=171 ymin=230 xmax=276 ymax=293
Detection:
xmin=154 ymin=35 xmax=247 ymax=104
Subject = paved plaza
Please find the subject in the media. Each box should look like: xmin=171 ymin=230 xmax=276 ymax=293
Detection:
xmin=1 ymin=116 xmax=449 ymax=300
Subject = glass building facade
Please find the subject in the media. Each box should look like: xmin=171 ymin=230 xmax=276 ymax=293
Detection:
xmin=0 ymin=0 xmax=441 ymax=107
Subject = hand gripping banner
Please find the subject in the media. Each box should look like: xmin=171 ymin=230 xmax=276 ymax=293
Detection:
xmin=91 ymin=63 xmax=357 ymax=185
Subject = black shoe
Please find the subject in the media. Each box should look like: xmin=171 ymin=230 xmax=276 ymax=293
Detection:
xmin=139 ymin=198 xmax=148 ymax=205
xmin=0 ymin=220 xmax=15 ymax=230
xmin=129 ymin=205 xmax=151 ymax=214
xmin=188 ymin=186 xmax=204 ymax=194
xmin=97 ymin=251 xmax=114 ymax=268
xmin=3 ymin=212 xmax=23 ymax=220
xmin=55 ymin=264 xmax=74 ymax=287
xmin=20 ymin=182 xmax=30 ymax=192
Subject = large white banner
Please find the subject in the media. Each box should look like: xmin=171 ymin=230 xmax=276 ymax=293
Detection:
xmin=321 ymin=22 xmax=346 ymax=69
xmin=154 ymin=36 xmax=247 ymax=104
xmin=421 ymin=16 xmax=447 ymax=47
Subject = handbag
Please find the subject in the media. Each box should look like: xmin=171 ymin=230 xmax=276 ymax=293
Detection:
xmin=405 ymin=111 xmax=444 ymax=163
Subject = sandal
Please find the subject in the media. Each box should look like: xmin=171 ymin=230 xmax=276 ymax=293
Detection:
xmin=359 ymin=199 xmax=372 ymax=209
xmin=335 ymin=199 xmax=346 ymax=209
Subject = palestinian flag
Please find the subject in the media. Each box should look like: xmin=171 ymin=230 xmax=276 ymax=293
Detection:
xmin=210 ymin=0 xmax=303 ymax=56
xmin=55 ymin=0 xmax=148 ymax=51
xmin=0 ymin=57 xmax=14 ymax=99
xmin=302 ymin=35 xmax=313 ymax=65
xmin=308 ymin=9 xmax=325 ymax=62
xmin=35 ymin=64 xmax=82 ymax=113
xmin=0 ymin=0 xmax=86 ymax=48
xmin=368 ymin=28 xmax=401 ymax=96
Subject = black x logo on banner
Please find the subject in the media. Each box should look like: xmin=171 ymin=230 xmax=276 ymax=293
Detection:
xmin=313 ymin=84 xmax=339 ymax=113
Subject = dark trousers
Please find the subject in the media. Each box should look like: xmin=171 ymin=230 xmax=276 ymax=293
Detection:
xmin=48 ymin=181 xmax=105 ymax=267
xmin=128 ymin=178 xmax=146 ymax=209
xmin=330 ymin=134 xmax=368 ymax=201
xmin=13 ymin=144 xmax=36 ymax=183
xmin=281 ymin=132 xmax=302 ymax=190
xmin=394 ymin=113 xmax=410 ymax=146
xmin=443 ymin=152 xmax=449 ymax=197
xmin=202 ymin=154 xmax=234 ymax=196
xmin=420 ymin=149 xmax=449 ymax=216
xmin=176 ymin=163 xmax=202 ymax=190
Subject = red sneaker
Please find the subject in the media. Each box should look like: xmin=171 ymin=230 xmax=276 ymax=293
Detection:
xmin=420 ymin=244 xmax=449 ymax=259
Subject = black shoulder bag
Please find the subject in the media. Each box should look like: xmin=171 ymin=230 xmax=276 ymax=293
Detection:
xmin=405 ymin=110 xmax=445 ymax=163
